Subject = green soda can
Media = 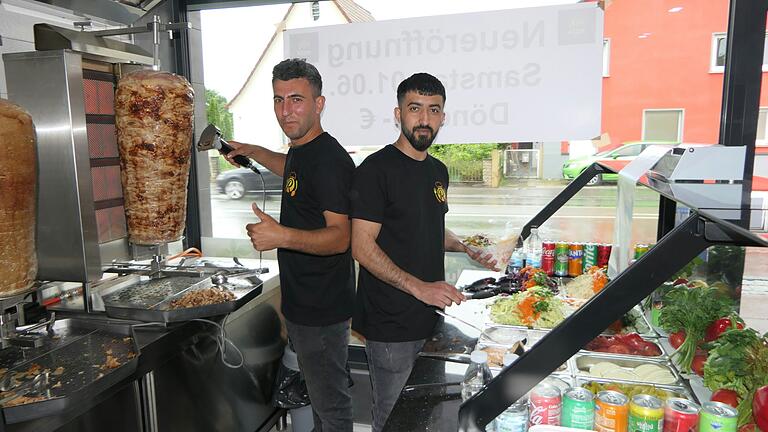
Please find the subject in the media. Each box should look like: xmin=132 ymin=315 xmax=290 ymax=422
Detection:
xmin=563 ymin=387 xmax=595 ymax=430
xmin=554 ymin=242 xmax=569 ymax=277
xmin=583 ymin=243 xmax=599 ymax=272
xmin=699 ymin=401 xmax=738 ymax=432
xmin=629 ymin=394 xmax=663 ymax=432
xmin=634 ymin=244 xmax=650 ymax=260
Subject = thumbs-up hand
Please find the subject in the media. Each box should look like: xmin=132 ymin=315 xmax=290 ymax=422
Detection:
xmin=245 ymin=203 xmax=283 ymax=251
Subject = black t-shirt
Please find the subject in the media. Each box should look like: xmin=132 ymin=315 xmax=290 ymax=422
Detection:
xmin=277 ymin=132 xmax=356 ymax=326
xmin=349 ymin=144 xmax=449 ymax=342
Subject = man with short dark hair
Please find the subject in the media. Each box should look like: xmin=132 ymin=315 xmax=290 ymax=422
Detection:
xmin=226 ymin=58 xmax=354 ymax=432
xmin=350 ymin=72 xmax=497 ymax=431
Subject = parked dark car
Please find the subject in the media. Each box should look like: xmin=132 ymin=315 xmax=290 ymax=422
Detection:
xmin=215 ymin=164 xmax=283 ymax=200
xmin=216 ymin=153 xmax=369 ymax=200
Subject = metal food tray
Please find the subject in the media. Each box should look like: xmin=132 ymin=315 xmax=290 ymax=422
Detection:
xmin=477 ymin=341 xmax=571 ymax=374
xmin=575 ymin=377 xmax=695 ymax=402
xmin=102 ymin=273 xmax=263 ymax=323
xmin=483 ymin=300 xmax=656 ymax=337
xmin=479 ymin=326 xmax=668 ymax=361
xmin=580 ymin=336 xmax=668 ymax=360
xmin=0 ymin=318 xmax=139 ymax=424
xmin=571 ymin=353 xmax=682 ymax=386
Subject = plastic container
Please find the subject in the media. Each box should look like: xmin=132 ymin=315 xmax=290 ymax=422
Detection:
xmin=462 ymin=350 xmax=494 ymax=402
xmin=525 ymin=228 xmax=543 ymax=266
xmin=282 ymin=345 xmax=314 ymax=432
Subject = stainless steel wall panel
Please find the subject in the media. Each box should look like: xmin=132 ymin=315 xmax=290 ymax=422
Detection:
xmin=3 ymin=49 xmax=102 ymax=282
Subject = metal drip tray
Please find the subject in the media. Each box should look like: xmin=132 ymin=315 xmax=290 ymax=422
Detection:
xmin=102 ymin=274 xmax=263 ymax=323
xmin=0 ymin=318 xmax=139 ymax=424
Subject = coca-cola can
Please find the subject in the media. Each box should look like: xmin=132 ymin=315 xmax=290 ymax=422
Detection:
xmin=597 ymin=244 xmax=612 ymax=268
xmin=664 ymin=398 xmax=700 ymax=432
xmin=541 ymin=242 xmax=556 ymax=276
xmin=529 ymin=382 xmax=562 ymax=427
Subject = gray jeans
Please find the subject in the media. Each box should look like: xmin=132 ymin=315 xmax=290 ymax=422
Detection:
xmin=365 ymin=339 xmax=426 ymax=432
xmin=286 ymin=319 xmax=353 ymax=432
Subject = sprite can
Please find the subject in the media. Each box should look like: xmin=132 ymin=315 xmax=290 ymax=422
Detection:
xmin=629 ymin=394 xmax=664 ymax=432
xmin=634 ymin=244 xmax=650 ymax=260
xmin=563 ymin=387 xmax=595 ymax=430
xmin=554 ymin=242 xmax=569 ymax=277
xmin=699 ymin=401 xmax=737 ymax=432
xmin=583 ymin=243 xmax=599 ymax=272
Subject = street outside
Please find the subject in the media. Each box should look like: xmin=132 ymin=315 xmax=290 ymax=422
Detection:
xmin=209 ymin=180 xmax=661 ymax=246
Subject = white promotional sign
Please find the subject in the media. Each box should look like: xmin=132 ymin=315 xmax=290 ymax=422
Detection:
xmin=285 ymin=3 xmax=603 ymax=146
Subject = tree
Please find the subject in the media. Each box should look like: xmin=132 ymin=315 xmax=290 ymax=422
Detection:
xmin=430 ymin=143 xmax=506 ymax=161
xmin=205 ymin=89 xmax=234 ymax=140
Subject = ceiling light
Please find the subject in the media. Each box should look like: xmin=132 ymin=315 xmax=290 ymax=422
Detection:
xmin=668 ymin=7 xmax=683 ymax=13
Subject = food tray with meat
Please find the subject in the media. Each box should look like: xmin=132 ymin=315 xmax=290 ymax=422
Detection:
xmin=103 ymin=273 xmax=263 ymax=323
xmin=571 ymin=354 xmax=682 ymax=385
xmin=0 ymin=318 xmax=139 ymax=424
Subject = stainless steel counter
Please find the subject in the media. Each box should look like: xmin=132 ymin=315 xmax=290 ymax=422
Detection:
xmin=3 ymin=260 xmax=286 ymax=432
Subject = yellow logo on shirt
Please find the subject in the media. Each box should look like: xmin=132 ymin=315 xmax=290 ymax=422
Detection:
xmin=433 ymin=182 xmax=446 ymax=203
xmin=285 ymin=172 xmax=298 ymax=197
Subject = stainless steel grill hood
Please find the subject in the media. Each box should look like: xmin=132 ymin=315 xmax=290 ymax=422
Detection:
xmin=31 ymin=0 xmax=164 ymax=25
xmin=34 ymin=23 xmax=154 ymax=65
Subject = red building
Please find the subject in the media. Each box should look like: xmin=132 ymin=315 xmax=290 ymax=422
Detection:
xmin=601 ymin=0 xmax=768 ymax=150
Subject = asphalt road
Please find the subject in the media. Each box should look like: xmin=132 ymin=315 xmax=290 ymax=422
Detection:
xmin=209 ymin=182 xmax=661 ymax=246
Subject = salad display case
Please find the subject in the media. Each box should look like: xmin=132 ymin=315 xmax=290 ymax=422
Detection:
xmin=383 ymin=148 xmax=768 ymax=432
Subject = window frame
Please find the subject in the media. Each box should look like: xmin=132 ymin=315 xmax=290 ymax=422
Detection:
xmin=711 ymin=32 xmax=768 ymax=73
xmin=757 ymin=107 xmax=768 ymax=147
xmin=641 ymin=108 xmax=684 ymax=142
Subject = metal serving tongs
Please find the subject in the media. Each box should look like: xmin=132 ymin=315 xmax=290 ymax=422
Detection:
xmin=434 ymin=309 xmax=505 ymax=345
xmin=0 ymin=372 xmax=50 ymax=406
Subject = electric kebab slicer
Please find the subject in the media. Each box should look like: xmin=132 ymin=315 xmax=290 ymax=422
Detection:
xmin=197 ymin=124 xmax=261 ymax=174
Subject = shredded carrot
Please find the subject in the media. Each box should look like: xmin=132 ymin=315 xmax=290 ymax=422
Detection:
xmin=517 ymin=294 xmax=542 ymax=326
xmin=587 ymin=266 xmax=608 ymax=293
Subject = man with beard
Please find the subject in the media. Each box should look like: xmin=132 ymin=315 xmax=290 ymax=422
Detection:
xmin=224 ymin=59 xmax=355 ymax=431
xmin=349 ymin=73 xmax=497 ymax=431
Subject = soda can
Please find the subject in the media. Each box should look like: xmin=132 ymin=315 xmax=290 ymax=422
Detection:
xmin=629 ymin=394 xmax=664 ymax=432
xmin=555 ymin=242 xmax=570 ymax=277
xmin=568 ymin=243 xmax=584 ymax=277
xmin=583 ymin=243 xmax=599 ymax=272
xmin=529 ymin=383 xmax=562 ymax=427
xmin=664 ymin=398 xmax=700 ymax=432
xmin=597 ymin=244 xmax=612 ymax=268
xmin=595 ymin=390 xmax=629 ymax=432
xmin=562 ymin=387 xmax=595 ymax=430
xmin=542 ymin=242 xmax=556 ymax=276
xmin=496 ymin=399 xmax=529 ymax=432
xmin=634 ymin=244 xmax=650 ymax=260
xmin=699 ymin=401 xmax=737 ymax=432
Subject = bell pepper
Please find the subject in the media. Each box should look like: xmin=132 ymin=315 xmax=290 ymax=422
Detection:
xmin=753 ymin=385 xmax=768 ymax=432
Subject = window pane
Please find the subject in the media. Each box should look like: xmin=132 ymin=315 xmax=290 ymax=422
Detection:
xmin=617 ymin=145 xmax=642 ymax=157
xmin=764 ymin=35 xmax=768 ymax=65
xmin=717 ymin=36 xmax=727 ymax=67
xmin=644 ymin=110 xmax=681 ymax=141
xmin=758 ymin=109 xmax=767 ymax=141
